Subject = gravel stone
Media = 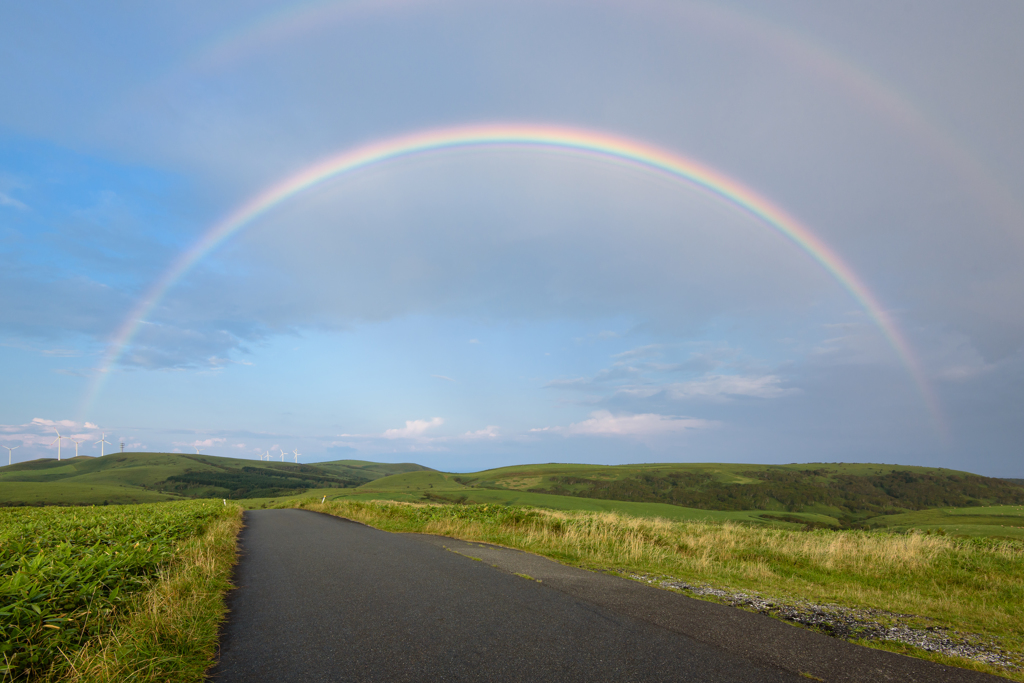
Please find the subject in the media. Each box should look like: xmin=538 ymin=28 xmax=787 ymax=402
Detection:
xmin=615 ymin=570 xmax=1021 ymax=673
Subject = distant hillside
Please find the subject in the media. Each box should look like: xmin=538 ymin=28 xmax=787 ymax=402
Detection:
xmin=0 ymin=453 xmax=431 ymax=505
xmin=451 ymin=462 xmax=1024 ymax=522
xmin=4 ymin=455 xmax=1018 ymax=525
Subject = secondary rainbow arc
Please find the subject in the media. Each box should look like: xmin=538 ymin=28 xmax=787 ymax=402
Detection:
xmin=81 ymin=123 xmax=942 ymax=431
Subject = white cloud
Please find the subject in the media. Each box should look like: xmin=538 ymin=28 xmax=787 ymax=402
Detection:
xmin=174 ymin=437 xmax=226 ymax=451
xmin=0 ymin=420 xmax=110 ymax=455
xmin=0 ymin=192 xmax=28 ymax=210
xmin=538 ymin=411 xmax=717 ymax=437
xmin=612 ymin=344 xmax=663 ymax=360
xmin=31 ymin=418 xmax=79 ymax=428
xmin=383 ymin=417 xmax=444 ymax=439
xmin=663 ymin=374 xmax=797 ymax=400
xmin=432 ymin=374 xmax=456 ymax=382
xmin=460 ymin=425 xmax=499 ymax=439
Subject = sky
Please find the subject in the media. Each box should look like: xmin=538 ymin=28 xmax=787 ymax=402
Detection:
xmin=1 ymin=0 xmax=1022 ymax=476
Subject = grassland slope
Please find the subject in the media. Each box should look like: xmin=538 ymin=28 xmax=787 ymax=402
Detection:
xmin=452 ymin=462 xmax=1024 ymax=525
xmin=0 ymin=453 xmax=429 ymax=505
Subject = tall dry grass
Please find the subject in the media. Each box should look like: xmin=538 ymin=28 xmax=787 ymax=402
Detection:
xmin=301 ymin=499 xmax=1024 ymax=646
xmin=49 ymin=507 xmax=243 ymax=682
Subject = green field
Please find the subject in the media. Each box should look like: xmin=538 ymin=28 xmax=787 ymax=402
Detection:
xmin=452 ymin=462 xmax=1024 ymax=522
xmin=4 ymin=454 xmax=1022 ymax=538
xmin=0 ymin=481 xmax=178 ymax=505
xmin=863 ymin=504 xmax=1024 ymax=540
xmin=0 ymin=500 xmax=238 ymax=681
xmin=0 ymin=453 xmax=428 ymax=505
xmin=301 ymin=463 xmax=1021 ymax=533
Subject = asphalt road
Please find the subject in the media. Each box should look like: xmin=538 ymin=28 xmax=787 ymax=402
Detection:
xmin=210 ymin=510 xmax=1001 ymax=682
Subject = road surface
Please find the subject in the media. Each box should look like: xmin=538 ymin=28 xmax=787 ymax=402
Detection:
xmin=210 ymin=509 xmax=999 ymax=682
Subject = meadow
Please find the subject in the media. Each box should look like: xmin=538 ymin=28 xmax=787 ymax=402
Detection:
xmin=4 ymin=455 xmax=1021 ymax=539
xmin=0 ymin=454 xmax=425 ymax=505
xmin=285 ymin=498 xmax=1024 ymax=680
xmin=0 ymin=500 xmax=240 ymax=682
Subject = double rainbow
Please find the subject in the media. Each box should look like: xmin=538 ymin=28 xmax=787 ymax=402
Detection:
xmin=82 ymin=123 xmax=941 ymax=429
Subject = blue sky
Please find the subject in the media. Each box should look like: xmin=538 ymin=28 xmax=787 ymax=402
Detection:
xmin=2 ymin=0 xmax=1023 ymax=475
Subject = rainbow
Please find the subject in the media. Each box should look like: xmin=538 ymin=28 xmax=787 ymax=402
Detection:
xmin=81 ymin=123 xmax=942 ymax=429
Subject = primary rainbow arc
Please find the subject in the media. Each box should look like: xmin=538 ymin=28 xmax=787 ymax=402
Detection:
xmin=82 ymin=123 xmax=941 ymax=429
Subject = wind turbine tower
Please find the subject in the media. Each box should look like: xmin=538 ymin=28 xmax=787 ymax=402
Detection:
xmin=3 ymin=445 xmax=18 ymax=466
xmin=280 ymin=448 xmax=286 ymax=462
xmin=293 ymin=449 xmax=300 ymax=463
xmin=51 ymin=428 xmax=64 ymax=461
xmin=95 ymin=433 xmax=110 ymax=456
xmin=70 ymin=438 xmax=84 ymax=458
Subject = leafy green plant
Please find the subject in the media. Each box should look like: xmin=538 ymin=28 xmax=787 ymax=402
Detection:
xmin=0 ymin=501 xmax=228 ymax=681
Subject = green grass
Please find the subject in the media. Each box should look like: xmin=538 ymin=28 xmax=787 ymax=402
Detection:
xmin=6 ymin=455 xmax=1021 ymax=539
xmin=241 ymin=464 xmax=1024 ymax=538
xmin=53 ymin=506 xmax=242 ymax=683
xmin=0 ymin=482 xmax=178 ymax=506
xmin=862 ymin=505 xmax=1024 ymax=540
xmin=244 ymin=484 xmax=834 ymax=528
xmin=0 ymin=500 xmax=240 ymax=681
xmin=0 ymin=453 xmax=430 ymax=505
xmin=461 ymin=462 xmax=1024 ymax=523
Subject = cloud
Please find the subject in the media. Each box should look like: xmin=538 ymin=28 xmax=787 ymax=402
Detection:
xmin=432 ymin=374 xmax=456 ymax=382
xmin=536 ymin=411 xmax=716 ymax=437
xmin=460 ymin=426 xmax=500 ymax=439
xmin=0 ymin=192 xmax=28 ymax=210
xmin=41 ymin=348 xmax=80 ymax=357
xmin=613 ymin=344 xmax=664 ymax=361
xmin=383 ymin=417 xmax=444 ymax=439
xmin=175 ymin=437 xmax=226 ymax=451
xmin=664 ymin=374 xmax=797 ymax=400
xmin=32 ymin=418 xmax=80 ymax=428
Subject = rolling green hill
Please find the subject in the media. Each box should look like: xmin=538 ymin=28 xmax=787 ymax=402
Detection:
xmin=5 ymin=455 xmax=1022 ymax=537
xmin=447 ymin=462 xmax=1024 ymax=523
xmin=290 ymin=461 xmax=1024 ymax=533
xmin=0 ymin=453 xmax=430 ymax=505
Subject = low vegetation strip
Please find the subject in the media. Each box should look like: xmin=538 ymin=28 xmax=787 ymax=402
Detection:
xmin=293 ymin=499 xmax=1024 ymax=680
xmin=55 ymin=507 xmax=242 ymax=683
xmin=534 ymin=469 xmax=1024 ymax=521
xmin=0 ymin=500 xmax=240 ymax=682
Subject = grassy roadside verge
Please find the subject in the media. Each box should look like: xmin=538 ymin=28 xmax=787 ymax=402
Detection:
xmin=289 ymin=498 xmax=1023 ymax=681
xmin=47 ymin=505 xmax=242 ymax=682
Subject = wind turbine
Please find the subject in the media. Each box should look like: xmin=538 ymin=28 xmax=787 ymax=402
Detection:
xmin=263 ymin=451 xmax=270 ymax=461
xmin=195 ymin=445 xmax=200 ymax=454
xmin=3 ymin=445 xmax=17 ymax=466
xmin=292 ymin=449 xmax=300 ymax=463
xmin=51 ymin=428 xmax=65 ymax=461
xmin=279 ymin=448 xmax=286 ymax=462
xmin=70 ymin=438 xmax=84 ymax=458
xmin=95 ymin=433 xmax=110 ymax=456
